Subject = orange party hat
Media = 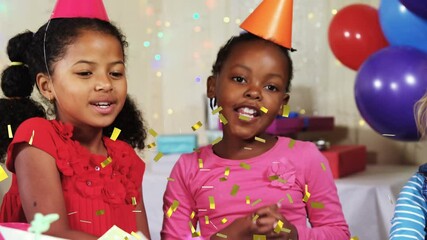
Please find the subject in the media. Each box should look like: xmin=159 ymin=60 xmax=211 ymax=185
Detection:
xmin=50 ymin=0 xmax=109 ymax=21
xmin=240 ymin=0 xmax=294 ymax=49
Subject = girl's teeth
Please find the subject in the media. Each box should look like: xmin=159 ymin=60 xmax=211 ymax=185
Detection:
xmin=239 ymin=113 xmax=254 ymax=119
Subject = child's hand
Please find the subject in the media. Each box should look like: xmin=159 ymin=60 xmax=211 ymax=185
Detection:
xmin=211 ymin=204 xmax=298 ymax=240
xmin=250 ymin=204 xmax=298 ymax=240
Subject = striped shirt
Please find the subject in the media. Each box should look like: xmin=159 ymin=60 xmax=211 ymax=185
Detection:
xmin=390 ymin=173 xmax=427 ymax=240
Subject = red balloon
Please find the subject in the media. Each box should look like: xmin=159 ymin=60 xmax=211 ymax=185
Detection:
xmin=328 ymin=4 xmax=389 ymax=70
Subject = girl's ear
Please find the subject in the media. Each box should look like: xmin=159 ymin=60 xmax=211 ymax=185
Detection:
xmin=36 ymin=73 xmax=54 ymax=100
xmin=277 ymin=93 xmax=290 ymax=115
xmin=207 ymin=76 xmax=216 ymax=98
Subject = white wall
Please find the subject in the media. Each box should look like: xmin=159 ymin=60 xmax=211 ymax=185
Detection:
xmin=0 ymin=0 xmax=424 ymax=165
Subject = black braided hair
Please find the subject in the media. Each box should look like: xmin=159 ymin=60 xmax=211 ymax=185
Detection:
xmin=209 ymin=32 xmax=294 ymax=109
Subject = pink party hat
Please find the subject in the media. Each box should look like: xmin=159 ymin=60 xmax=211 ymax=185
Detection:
xmin=50 ymin=0 xmax=109 ymax=21
xmin=240 ymin=0 xmax=294 ymax=49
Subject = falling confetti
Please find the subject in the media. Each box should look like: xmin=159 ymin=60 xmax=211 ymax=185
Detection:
xmin=110 ymin=127 xmax=121 ymax=141
xmin=191 ymin=121 xmax=203 ymax=131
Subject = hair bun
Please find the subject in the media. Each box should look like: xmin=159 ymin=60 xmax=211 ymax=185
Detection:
xmin=1 ymin=31 xmax=34 ymax=98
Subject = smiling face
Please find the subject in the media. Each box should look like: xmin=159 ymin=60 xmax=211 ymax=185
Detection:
xmin=39 ymin=30 xmax=127 ymax=129
xmin=207 ymin=39 xmax=290 ymax=141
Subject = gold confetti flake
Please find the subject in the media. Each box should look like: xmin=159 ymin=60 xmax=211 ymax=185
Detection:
xmin=277 ymin=178 xmax=287 ymax=183
xmin=282 ymin=104 xmax=290 ymax=117
xmin=205 ymin=215 xmax=209 ymax=224
xmin=190 ymin=211 xmax=196 ymax=219
xmin=110 ymin=127 xmax=121 ymax=141
xmin=154 ymin=152 xmax=164 ymax=162
xmin=131 ymin=197 xmax=137 ymax=206
xmin=246 ymin=196 xmax=251 ymax=204
xmin=254 ymin=136 xmax=266 ymax=143
xmin=0 ymin=165 xmax=8 ymax=182
xmin=191 ymin=121 xmax=203 ymax=131
xmin=209 ymin=196 xmax=215 ymax=209
xmin=219 ymin=114 xmax=228 ymax=125
xmin=224 ymin=167 xmax=230 ymax=176
xmin=198 ymin=158 xmax=204 ymax=169
xmin=274 ymin=220 xmax=284 ymax=233
xmin=260 ymin=106 xmax=268 ymax=113
xmin=221 ymin=218 xmax=228 ymax=224
xmin=321 ymin=162 xmax=326 ymax=171
xmin=101 ymin=156 xmax=113 ymax=168
xmin=251 ymin=199 xmax=262 ymax=206
xmin=166 ymin=200 xmax=179 ymax=218
xmin=238 ymin=115 xmax=251 ymax=121
xmin=219 ymin=177 xmax=228 ymax=182
xmin=167 ymin=177 xmax=175 ymax=181
xmin=189 ymin=221 xmax=201 ymax=237
xmin=212 ymin=137 xmax=222 ymax=145
xmin=282 ymin=228 xmax=291 ymax=233
xmin=230 ymin=184 xmax=239 ymax=196
xmin=311 ymin=202 xmax=324 ymax=209
xmin=28 ymin=130 xmax=35 ymax=145
xmin=252 ymin=214 xmax=259 ymax=222
xmin=268 ymin=175 xmax=279 ymax=181
xmin=303 ymin=184 xmax=311 ymax=203
xmin=253 ymin=235 xmax=267 ymax=240
xmin=148 ymin=128 xmax=158 ymax=137
xmin=350 ymin=236 xmax=359 ymax=240
xmin=96 ymin=209 xmax=105 ymax=216
xmin=7 ymin=125 xmax=13 ymax=138
xmin=287 ymin=193 xmax=294 ymax=204
xmin=147 ymin=142 xmax=156 ymax=149
xmin=240 ymin=162 xmax=251 ymax=170
xmin=212 ymin=106 xmax=223 ymax=115
xmin=288 ymin=139 xmax=296 ymax=148
xmin=215 ymin=233 xmax=227 ymax=239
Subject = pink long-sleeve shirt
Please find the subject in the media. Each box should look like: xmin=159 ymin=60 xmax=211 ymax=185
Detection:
xmin=162 ymin=137 xmax=350 ymax=239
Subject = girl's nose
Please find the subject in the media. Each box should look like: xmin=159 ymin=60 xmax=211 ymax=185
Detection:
xmin=244 ymin=86 xmax=262 ymax=100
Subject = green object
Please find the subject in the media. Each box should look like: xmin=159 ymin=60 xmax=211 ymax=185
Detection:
xmin=28 ymin=213 xmax=60 ymax=240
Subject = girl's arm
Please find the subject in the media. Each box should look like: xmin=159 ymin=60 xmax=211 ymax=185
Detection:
xmin=295 ymin=144 xmax=350 ymax=240
xmin=161 ymin=155 xmax=198 ymax=239
xmin=14 ymin=143 xmax=97 ymax=240
xmin=135 ymin=192 xmax=151 ymax=239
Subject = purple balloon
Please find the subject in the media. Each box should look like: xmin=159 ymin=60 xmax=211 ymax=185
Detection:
xmin=355 ymin=46 xmax=427 ymax=141
xmin=400 ymin=0 xmax=427 ymax=20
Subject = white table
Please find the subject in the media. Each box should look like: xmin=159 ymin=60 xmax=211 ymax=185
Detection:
xmin=335 ymin=164 xmax=416 ymax=240
xmin=142 ymin=153 xmax=417 ymax=240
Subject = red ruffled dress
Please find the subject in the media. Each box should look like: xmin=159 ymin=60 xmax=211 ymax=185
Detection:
xmin=0 ymin=117 xmax=145 ymax=237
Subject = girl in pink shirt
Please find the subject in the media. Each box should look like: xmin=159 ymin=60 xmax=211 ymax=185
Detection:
xmin=161 ymin=32 xmax=350 ymax=240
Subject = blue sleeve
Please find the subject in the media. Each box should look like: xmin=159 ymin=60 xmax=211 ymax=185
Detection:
xmin=390 ymin=173 xmax=427 ymax=240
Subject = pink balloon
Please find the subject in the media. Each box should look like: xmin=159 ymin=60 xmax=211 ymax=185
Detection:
xmin=328 ymin=4 xmax=389 ymax=70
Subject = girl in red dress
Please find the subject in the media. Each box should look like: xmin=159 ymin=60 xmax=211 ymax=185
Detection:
xmin=0 ymin=1 xmax=150 ymax=239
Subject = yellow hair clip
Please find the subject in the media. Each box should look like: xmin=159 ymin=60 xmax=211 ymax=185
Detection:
xmin=10 ymin=62 xmax=24 ymax=66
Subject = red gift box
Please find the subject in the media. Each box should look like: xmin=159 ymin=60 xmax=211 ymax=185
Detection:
xmin=321 ymin=145 xmax=367 ymax=179
xmin=265 ymin=116 xmax=334 ymax=135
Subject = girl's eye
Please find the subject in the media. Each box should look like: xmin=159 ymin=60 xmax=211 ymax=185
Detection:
xmin=77 ymin=71 xmax=92 ymax=77
xmin=110 ymin=72 xmax=124 ymax=78
xmin=232 ymin=76 xmax=246 ymax=83
xmin=265 ymin=85 xmax=279 ymax=92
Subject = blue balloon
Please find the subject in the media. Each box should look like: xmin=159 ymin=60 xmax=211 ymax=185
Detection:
xmin=379 ymin=0 xmax=427 ymax=53
xmin=355 ymin=46 xmax=427 ymax=141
